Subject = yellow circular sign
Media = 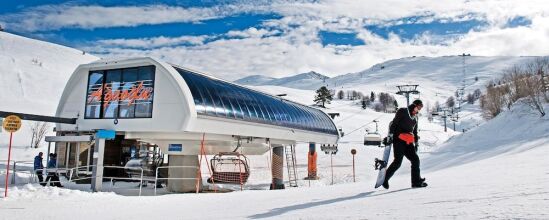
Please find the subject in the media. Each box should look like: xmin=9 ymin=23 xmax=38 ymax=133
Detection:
xmin=2 ymin=115 xmax=22 ymax=133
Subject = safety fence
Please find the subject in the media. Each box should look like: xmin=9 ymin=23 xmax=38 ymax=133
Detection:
xmin=1 ymin=161 xmax=204 ymax=197
xmin=154 ymin=166 xmax=199 ymax=195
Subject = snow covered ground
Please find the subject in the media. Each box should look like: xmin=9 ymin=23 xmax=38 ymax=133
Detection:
xmin=1 ymin=33 xmax=548 ymax=219
xmin=2 ymin=98 xmax=547 ymax=219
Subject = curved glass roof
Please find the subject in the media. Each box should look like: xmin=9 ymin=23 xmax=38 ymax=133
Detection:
xmin=174 ymin=66 xmax=338 ymax=136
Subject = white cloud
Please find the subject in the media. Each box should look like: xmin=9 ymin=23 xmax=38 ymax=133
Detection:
xmin=85 ymin=13 xmax=549 ymax=81
xmin=4 ymin=0 xmax=549 ymax=80
xmin=97 ymin=35 xmax=209 ymax=48
xmin=0 ymin=4 xmax=270 ymax=32
xmin=226 ymin=27 xmax=280 ymax=38
xmin=3 ymin=0 xmax=548 ymax=32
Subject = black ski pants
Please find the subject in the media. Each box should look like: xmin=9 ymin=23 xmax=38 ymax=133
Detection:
xmin=35 ymin=170 xmax=45 ymax=186
xmin=384 ymin=138 xmax=422 ymax=184
xmin=45 ymin=172 xmax=62 ymax=187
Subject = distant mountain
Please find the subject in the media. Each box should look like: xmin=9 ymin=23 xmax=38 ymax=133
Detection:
xmin=234 ymin=75 xmax=276 ymax=86
xmin=239 ymin=56 xmax=539 ymax=99
xmin=235 ymin=71 xmax=330 ymax=89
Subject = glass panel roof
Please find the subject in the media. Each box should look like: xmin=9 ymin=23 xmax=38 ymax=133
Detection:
xmin=174 ymin=66 xmax=338 ymax=135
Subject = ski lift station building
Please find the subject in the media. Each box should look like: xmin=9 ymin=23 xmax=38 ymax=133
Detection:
xmin=50 ymin=57 xmax=339 ymax=192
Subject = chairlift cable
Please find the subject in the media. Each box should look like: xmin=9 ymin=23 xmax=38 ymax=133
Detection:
xmin=334 ymin=109 xmax=365 ymax=123
xmin=345 ymin=115 xmax=385 ymax=136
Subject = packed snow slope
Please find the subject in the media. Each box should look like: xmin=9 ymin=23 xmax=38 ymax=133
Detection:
xmin=1 ymin=102 xmax=547 ymax=219
xmin=0 ymin=32 xmax=98 ymax=145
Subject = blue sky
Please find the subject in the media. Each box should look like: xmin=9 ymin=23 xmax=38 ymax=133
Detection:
xmin=0 ymin=1 xmax=547 ymax=79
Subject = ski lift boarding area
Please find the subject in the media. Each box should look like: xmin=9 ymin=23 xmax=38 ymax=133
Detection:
xmin=46 ymin=57 xmax=339 ymax=194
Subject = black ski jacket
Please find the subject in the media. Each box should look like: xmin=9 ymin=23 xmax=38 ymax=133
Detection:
xmin=389 ymin=107 xmax=419 ymax=143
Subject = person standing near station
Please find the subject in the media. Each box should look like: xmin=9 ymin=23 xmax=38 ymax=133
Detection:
xmin=383 ymin=99 xmax=427 ymax=189
xmin=45 ymin=153 xmax=63 ymax=187
xmin=34 ymin=152 xmax=46 ymax=186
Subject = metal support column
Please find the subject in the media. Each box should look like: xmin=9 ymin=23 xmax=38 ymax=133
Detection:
xmin=270 ymin=144 xmax=285 ymax=190
xmin=305 ymin=142 xmax=319 ymax=180
xmin=91 ymin=134 xmax=105 ymax=192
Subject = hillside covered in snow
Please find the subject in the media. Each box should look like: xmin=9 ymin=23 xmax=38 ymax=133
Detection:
xmin=0 ymin=32 xmax=98 ymax=114
xmin=1 ymin=32 xmax=548 ymax=219
xmin=0 ymin=32 xmax=98 ymax=145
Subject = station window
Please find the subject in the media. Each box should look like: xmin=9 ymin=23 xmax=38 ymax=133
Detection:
xmin=84 ymin=65 xmax=155 ymax=119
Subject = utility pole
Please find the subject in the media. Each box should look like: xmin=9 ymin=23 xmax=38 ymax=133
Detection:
xmin=456 ymin=53 xmax=469 ymax=123
xmin=442 ymin=109 xmax=448 ymax=132
xmin=452 ymin=115 xmax=457 ymax=131
xmin=396 ymin=84 xmax=420 ymax=106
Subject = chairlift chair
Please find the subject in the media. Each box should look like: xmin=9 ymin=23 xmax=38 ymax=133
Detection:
xmin=364 ymin=120 xmax=383 ymax=147
xmin=208 ymin=152 xmax=250 ymax=184
xmin=364 ymin=131 xmax=382 ymax=146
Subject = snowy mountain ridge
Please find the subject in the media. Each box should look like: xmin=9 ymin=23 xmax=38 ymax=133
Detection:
xmin=237 ymin=56 xmax=538 ymax=101
xmin=235 ymin=71 xmax=330 ymax=89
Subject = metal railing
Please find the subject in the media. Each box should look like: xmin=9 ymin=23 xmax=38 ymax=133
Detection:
xmin=2 ymin=162 xmax=209 ymax=197
xmin=67 ymin=165 xmax=96 ymax=182
xmin=1 ymin=160 xmax=43 ymax=185
xmin=101 ymin=165 xmax=144 ymax=196
xmin=154 ymin=166 xmax=199 ymax=195
xmin=32 ymin=168 xmax=70 ymax=186
xmin=12 ymin=161 xmax=35 ymax=184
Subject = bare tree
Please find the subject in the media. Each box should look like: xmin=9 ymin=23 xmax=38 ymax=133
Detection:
xmin=446 ymin=96 xmax=455 ymax=108
xmin=532 ymin=57 xmax=549 ymax=102
xmin=473 ymin=89 xmax=482 ymax=100
xmin=337 ymin=90 xmax=345 ymax=99
xmin=30 ymin=122 xmax=50 ymax=148
xmin=373 ymin=103 xmax=384 ymax=112
xmin=357 ymin=92 xmax=364 ymax=100
xmin=523 ymin=63 xmax=546 ymax=117
xmin=433 ymin=101 xmax=441 ymax=112
xmin=479 ymin=85 xmax=507 ymax=119
xmin=466 ymin=93 xmax=475 ymax=104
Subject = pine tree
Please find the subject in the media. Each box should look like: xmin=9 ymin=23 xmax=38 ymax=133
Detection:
xmin=314 ymin=86 xmax=333 ymax=108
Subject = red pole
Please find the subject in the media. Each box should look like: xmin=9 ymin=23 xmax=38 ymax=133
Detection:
xmin=4 ymin=132 xmax=13 ymax=197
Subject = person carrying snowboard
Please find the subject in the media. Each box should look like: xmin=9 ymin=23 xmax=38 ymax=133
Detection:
xmin=383 ymin=99 xmax=427 ymax=189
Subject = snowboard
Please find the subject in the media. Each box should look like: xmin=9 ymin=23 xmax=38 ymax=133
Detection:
xmin=374 ymin=122 xmax=393 ymax=189
xmin=374 ymin=140 xmax=392 ymax=188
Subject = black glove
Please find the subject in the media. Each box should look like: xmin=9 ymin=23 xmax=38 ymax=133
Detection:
xmin=383 ymin=136 xmax=393 ymax=145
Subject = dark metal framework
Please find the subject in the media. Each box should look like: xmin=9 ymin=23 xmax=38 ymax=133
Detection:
xmin=0 ymin=111 xmax=76 ymax=124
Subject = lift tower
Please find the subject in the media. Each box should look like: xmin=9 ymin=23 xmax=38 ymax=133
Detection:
xmin=396 ymin=84 xmax=420 ymax=106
